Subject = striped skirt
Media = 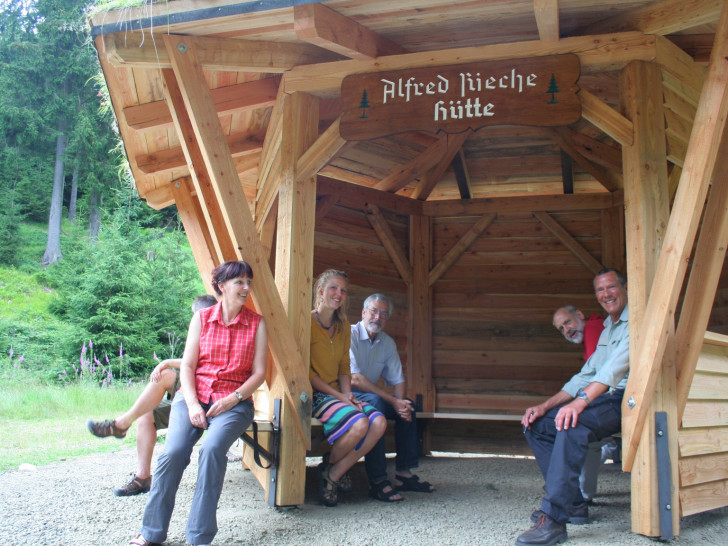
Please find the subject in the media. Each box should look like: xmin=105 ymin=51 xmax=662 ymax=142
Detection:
xmin=312 ymin=391 xmax=383 ymax=448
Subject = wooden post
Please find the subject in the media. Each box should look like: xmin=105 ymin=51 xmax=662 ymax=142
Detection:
xmin=408 ymin=214 xmax=434 ymax=411
xmin=271 ymin=91 xmax=319 ymax=505
xmin=620 ymin=60 xmax=679 ymax=536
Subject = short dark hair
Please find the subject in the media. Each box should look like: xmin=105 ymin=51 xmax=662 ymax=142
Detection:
xmin=594 ymin=268 xmax=626 ymax=287
xmin=211 ymin=261 xmax=254 ymax=296
xmin=191 ymin=294 xmax=217 ymax=313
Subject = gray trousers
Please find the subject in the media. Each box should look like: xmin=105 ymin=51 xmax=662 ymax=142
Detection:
xmin=140 ymin=391 xmax=254 ymax=545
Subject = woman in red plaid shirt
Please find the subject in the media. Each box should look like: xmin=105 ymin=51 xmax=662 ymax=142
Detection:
xmin=131 ymin=261 xmax=267 ymax=546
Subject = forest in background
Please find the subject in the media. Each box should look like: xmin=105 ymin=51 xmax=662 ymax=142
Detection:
xmin=0 ymin=0 xmax=205 ymax=384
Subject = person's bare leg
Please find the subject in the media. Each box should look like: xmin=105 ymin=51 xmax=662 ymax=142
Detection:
xmin=329 ymin=416 xmax=386 ymax=482
xmin=114 ymin=369 xmax=176 ymax=430
xmin=135 ymin=411 xmax=156 ymax=479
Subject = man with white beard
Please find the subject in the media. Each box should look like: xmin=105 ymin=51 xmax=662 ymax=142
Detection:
xmin=349 ymin=293 xmax=435 ymax=502
xmin=552 ymin=305 xmax=619 ymax=503
xmin=552 ymin=305 xmax=604 ymax=362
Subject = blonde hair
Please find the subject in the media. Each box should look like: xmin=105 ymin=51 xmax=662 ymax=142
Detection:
xmin=313 ymin=269 xmax=349 ymax=328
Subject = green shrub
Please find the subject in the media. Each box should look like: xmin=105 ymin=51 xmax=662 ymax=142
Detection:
xmin=46 ymin=207 xmax=204 ymax=377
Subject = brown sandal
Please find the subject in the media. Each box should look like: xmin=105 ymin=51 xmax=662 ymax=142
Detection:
xmin=87 ymin=419 xmax=128 ymax=439
xmin=317 ymin=462 xmax=339 ymax=507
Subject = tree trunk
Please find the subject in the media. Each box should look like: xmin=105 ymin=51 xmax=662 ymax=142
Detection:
xmin=68 ymin=164 xmax=78 ymax=222
xmin=88 ymin=187 xmax=101 ymax=242
xmin=41 ymin=116 xmax=67 ymax=266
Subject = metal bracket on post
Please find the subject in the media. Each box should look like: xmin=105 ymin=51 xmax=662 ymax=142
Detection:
xmin=655 ymin=411 xmax=674 ymax=540
xmin=268 ymin=397 xmax=281 ymax=507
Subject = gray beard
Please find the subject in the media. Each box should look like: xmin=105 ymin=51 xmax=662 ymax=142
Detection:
xmin=365 ymin=323 xmax=382 ymax=335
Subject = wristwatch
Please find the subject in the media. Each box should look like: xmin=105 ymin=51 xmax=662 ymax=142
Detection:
xmin=234 ymin=391 xmax=244 ymax=402
xmin=577 ymin=392 xmax=591 ymax=405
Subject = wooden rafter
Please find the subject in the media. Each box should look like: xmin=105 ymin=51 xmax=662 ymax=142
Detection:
xmin=294 ymin=2 xmax=408 ymax=59
xmin=364 ymin=204 xmax=413 ymax=285
xmin=569 ymin=131 xmax=622 ymax=173
xmin=533 ymin=0 xmax=560 ymax=42
xmin=428 ymin=214 xmax=496 ymax=286
xmin=317 ymin=176 xmax=422 ymax=217
xmin=255 ymin=85 xmax=286 ymax=231
xmin=375 ymin=135 xmax=449 ymax=192
xmin=295 ymin=117 xmax=348 ymax=182
xmin=283 ymin=32 xmax=660 ymax=97
xmin=103 ymin=32 xmax=341 ymax=71
xmin=161 ymin=68 xmax=238 ymax=262
xmin=621 ymin=1 xmax=728 ymax=471
xmin=548 ymin=127 xmax=621 ymax=191
xmin=136 ymin=132 xmax=263 ymax=175
xmin=578 ymin=0 xmax=723 ymax=36
xmin=422 ymin=188 xmax=623 ymax=216
xmin=412 ymin=131 xmax=471 ymax=201
xmin=534 ymin=211 xmax=604 ymax=274
xmin=580 ymin=89 xmax=634 ymax=147
xmin=123 ymin=77 xmax=279 ymax=133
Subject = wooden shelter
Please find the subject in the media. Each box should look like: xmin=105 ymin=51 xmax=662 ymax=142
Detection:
xmin=91 ymin=0 xmax=728 ymax=537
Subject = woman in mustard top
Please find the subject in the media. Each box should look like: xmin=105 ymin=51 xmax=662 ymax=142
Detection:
xmin=309 ymin=269 xmax=387 ymax=506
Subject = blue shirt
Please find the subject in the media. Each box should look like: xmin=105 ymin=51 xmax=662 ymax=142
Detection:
xmin=562 ymin=305 xmax=630 ymax=397
xmin=349 ymin=321 xmax=405 ymax=387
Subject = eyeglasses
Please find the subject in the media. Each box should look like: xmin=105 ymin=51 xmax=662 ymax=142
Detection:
xmin=367 ymin=308 xmax=389 ymax=319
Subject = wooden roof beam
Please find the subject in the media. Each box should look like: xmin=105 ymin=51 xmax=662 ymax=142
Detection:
xmin=577 ymin=0 xmax=722 ymax=36
xmin=621 ymin=0 xmax=728 ymax=472
xmin=533 ymin=0 xmax=560 ymax=42
xmin=375 ymin=135 xmax=449 ymax=193
xmin=136 ymin=132 xmax=263 ymax=175
xmin=294 ymin=3 xmax=408 ymax=60
xmin=317 ymin=176 xmax=422 ymax=217
xmin=255 ymin=86 xmax=286 ymax=231
xmin=422 ymin=189 xmax=623 ymax=216
xmin=580 ymin=89 xmax=634 ymax=146
xmin=412 ymin=131 xmax=471 ymax=201
xmin=124 ymin=77 xmax=279 ymax=133
xmin=295 ymin=117 xmax=349 ymax=182
xmin=103 ymin=32 xmax=342 ymax=71
xmin=283 ymin=32 xmax=660 ymax=97
xmin=548 ymin=127 xmax=622 ymax=191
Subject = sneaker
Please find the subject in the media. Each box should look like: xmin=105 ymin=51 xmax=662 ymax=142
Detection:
xmin=516 ymin=513 xmax=567 ymax=545
xmin=114 ymin=474 xmax=152 ymax=496
xmin=87 ymin=419 xmax=128 ymax=439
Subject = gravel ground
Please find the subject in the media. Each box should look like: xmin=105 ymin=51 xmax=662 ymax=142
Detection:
xmin=2 ymin=443 xmax=728 ymax=545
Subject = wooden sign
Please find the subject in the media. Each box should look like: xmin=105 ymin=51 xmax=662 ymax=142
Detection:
xmin=340 ymin=54 xmax=581 ymax=140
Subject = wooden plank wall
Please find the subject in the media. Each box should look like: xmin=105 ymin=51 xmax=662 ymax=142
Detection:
xmin=678 ymin=332 xmax=728 ymax=517
xmin=431 ymin=210 xmax=602 ymax=417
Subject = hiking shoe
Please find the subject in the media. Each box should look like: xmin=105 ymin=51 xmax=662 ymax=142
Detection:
xmin=516 ymin=513 xmax=567 ymax=545
xmin=87 ymin=419 xmax=128 ymax=439
xmin=114 ymin=474 xmax=151 ymax=496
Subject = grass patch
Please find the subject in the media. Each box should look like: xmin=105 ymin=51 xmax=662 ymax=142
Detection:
xmin=0 ymin=380 xmax=147 ymax=472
